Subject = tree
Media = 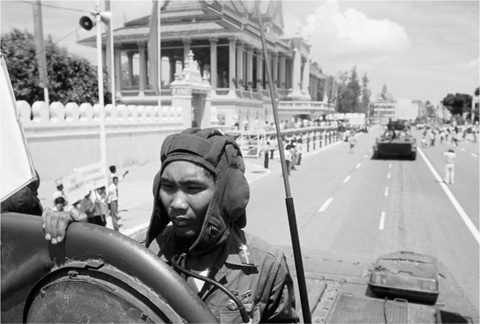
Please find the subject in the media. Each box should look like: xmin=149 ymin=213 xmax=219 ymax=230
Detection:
xmin=335 ymin=66 xmax=364 ymax=113
xmin=1 ymin=28 xmax=110 ymax=106
xmin=425 ymin=101 xmax=436 ymax=119
xmin=360 ymin=73 xmax=371 ymax=115
xmin=335 ymin=71 xmax=348 ymax=113
xmin=442 ymin=93 xmax=472 ymax=116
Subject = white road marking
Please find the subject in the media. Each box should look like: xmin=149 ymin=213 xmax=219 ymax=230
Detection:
xmin=460 ymin=148 xmax=466 ymax=151
xmin=319 ymin=197 xmax=333 ymax=212
xmin=387 ymin=172 xmax=391 ymax=179
xmin=379 ymin=211 xmax=386 ymax=230
xmin=389 ymin=163 xmax=392 ymax=168
xmin=356 ymin=163 xmax=361 ymax=169
xmin=418 ymin=147 xmax=480 ymax=244
xmin=364 ymin=154 xmax=368 ymax=159
xmin=343 ymin=175 xmax=351 ymax=183
xmin=472 ymin=153 xmax=478 ymax=158
xmin=384 ymin=186 xmax=389 ymax=197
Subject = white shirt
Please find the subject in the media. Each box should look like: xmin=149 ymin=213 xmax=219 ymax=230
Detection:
xmin=107 ymin=183 xmax=118 ymax=203
xmin=443 ymin=151 xmax=456 ymax=164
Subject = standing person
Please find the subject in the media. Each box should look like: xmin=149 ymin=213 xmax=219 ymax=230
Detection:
xmin=42 ymin=128 xmax=299 ymax=323
xmin=290 ymin=142 xmax=297 ymax=171
xmin=284 ymin=144 xmax=292 ymax=177
xmin=107 ymin=177 xmax=122 ymax=231
xmin=348 ymin=132 xmax=357 ymax=154
xmin=452 ymin=131 xmax=459 ymax=147
xmin=439 ymin=129 xmax=446 ymax=145
xmin=296 ymin=139 xmax=303 ymax=165
xmin=52 ymin=195 xmax=68 ymax=212
xmin=429 ymin=130 xmax=436 ymax=147
xmin=263 ymin=141 xmax=270 ymax=169
xmin=443 ymin=148 xmax=456 ymax=184
xmin=90 ymin=187 xmax=108 ymax=226
xmin=269 ymin=137 xmax=276 ymax=159
xmin=109 ymin=165 xmax=129 ymax=183
xmin=52 ymin=179 xmax=68 ymax=206
xmin=77 ymin=192 xmax=95 ymax=223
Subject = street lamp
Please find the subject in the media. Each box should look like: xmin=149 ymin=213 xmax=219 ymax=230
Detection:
xmin=79 ymin=3 xmax=111 ymax=176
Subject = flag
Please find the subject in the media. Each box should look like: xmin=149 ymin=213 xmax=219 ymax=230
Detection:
xmin=1 ymin=55 xmax=36 ymax=202
xmin=148 ymin=0 xmax=160 ymax=95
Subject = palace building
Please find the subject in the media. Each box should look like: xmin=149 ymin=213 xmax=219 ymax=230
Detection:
xmin=78 ymin=0 xmax=337 ymax=129
xmin=371 ymin=84 xmax=397 ymax=124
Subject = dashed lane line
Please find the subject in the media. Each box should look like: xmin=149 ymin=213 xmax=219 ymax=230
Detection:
xmin=387 ymin=172 xmax=391 ymax=179
xmin=356 ymin=163 xmax=361 ymax=169
xmin=379 ymin=211 xmax=386 ymax=230
xmin=472 ymin=153 xmax=478 ymax=158
xmin=384 ymin=187 xmax=389 ymax=197
xmin=319 ymin=198 xmax=334 ymax=212
xmin=418 ymin=147 xmax=480 ymax=244
xmin=343 ymin=175 xmax=351 ymax=183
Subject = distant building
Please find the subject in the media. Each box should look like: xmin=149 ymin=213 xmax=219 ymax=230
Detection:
xmin=371 ymin=84 xmax=396 ymax=124
xmin=396 ymin=99 xmax=418 ymax=121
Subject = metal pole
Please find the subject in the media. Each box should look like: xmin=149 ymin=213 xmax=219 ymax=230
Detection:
xmin=106 ymin=0 xmax=115 ymax=107
xmin=255 ymin=2 xmax=311 ymax=323
xmin=96 ymin=2 xmax=108 ymax=174
xmin=32 ymin=0 xmax=49 ymax=105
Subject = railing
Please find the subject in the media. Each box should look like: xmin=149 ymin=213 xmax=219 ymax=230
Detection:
xmin=278 ymin=101 xmax=335 ymax=112
xmin=224 ymin=126 xmax=340 ymax=158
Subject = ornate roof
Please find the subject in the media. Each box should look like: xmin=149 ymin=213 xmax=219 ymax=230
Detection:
xmin=77 ymin=0 xmax=292 ymax=53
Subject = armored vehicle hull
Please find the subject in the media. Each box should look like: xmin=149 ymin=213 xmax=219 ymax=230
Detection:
xmin=374 ymin=120 xmax=417 ymax=160
xmin=374 ymin=137 xmax=417 ymax=160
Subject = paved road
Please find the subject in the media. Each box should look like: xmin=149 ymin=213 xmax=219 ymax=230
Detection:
xmin=36 ymin=126 xmax=479 ymax=320
xmin=244 ymin=127 xmax=479 ymax=321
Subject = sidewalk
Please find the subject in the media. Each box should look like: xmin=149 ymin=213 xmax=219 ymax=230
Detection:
xmin=37 ymin=157 xmax=275 ymax=236
xmin=37 ymin=138 xmax=346 ymax=236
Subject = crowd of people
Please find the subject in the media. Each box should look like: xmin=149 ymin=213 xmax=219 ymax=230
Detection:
xmin=49 ymin=165 xmax=129 ymax=231
xmin=420 ymin=123 xmax=478 ymax=148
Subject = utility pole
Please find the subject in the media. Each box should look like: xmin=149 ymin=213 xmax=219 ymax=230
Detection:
xmin=105 ymin=0 xmax=115 ymax=107
xmin=32 ymin=0 xmax=49 ymax=105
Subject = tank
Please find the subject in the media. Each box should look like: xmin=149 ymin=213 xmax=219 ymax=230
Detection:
xmin=282 ymin=247 xmax=476 ymax=324
xmin=374 ymin=120 xmax=417 ymax=160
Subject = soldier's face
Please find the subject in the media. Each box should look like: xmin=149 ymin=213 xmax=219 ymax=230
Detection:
xmin=159 ymin=161 xmax=215 ymax=239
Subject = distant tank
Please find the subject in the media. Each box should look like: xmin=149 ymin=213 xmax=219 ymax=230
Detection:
xmin=374 ymin=119 xmax=417 ymax=160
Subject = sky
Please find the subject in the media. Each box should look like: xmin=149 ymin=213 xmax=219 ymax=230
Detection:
xmin=1 ymin=0 xmax=479 ymax=106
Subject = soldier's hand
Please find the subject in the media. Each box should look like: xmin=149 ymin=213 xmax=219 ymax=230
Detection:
xmin=42 ymin=208 xmax=87 ymax=244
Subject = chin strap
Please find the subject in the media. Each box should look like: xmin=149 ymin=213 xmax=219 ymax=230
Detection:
xmin=171 ymin=254 xmax=250 ymax=324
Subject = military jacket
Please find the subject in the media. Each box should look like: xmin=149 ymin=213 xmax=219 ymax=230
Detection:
xmin=148 ymin=225 xmax=299 ymax=323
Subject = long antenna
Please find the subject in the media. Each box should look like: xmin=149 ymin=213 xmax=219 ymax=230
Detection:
xmin=254 ymin=2 xmax=311 ymax=323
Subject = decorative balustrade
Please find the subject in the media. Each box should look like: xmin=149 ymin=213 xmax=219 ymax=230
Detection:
xmin=278 ymin=100 xmax=335 ymax=112
xmin=16 ymin=101 xmax=183 ymax=126
xmin=16 ymin=100 xmax=185 ymax=181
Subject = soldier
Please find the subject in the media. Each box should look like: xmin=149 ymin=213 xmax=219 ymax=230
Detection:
xmin=42 ymin=128 xmax=299 ymax=323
